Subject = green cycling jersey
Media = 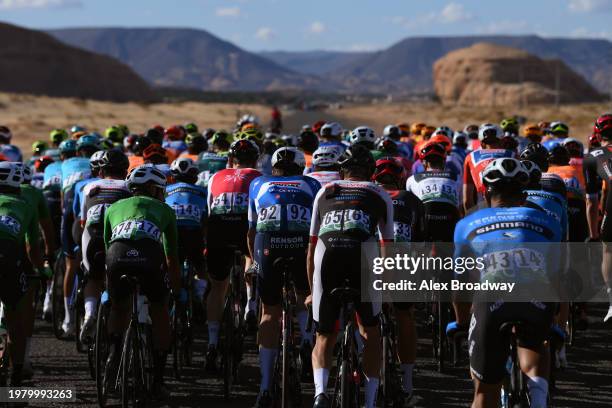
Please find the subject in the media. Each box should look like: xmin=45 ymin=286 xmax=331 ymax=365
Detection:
xmin=103 ymin=195 xmax=178 ymax=258
xmin=21 ymin=184 xmax=50 ymax=221
xmin=0 ymin=193 xmax=40 ymax=245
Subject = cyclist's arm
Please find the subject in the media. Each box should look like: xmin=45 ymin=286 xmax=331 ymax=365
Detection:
xmin=462 ymin=158 xmax=475 ymax=212
xmin=26 ymin=212 xmax=44 ymax=270
xmin=377 ymin=190 xmax=395 ymax=259
xmin=163 ymin=210 xmax=181 ymax=294
xmin=584 ymin=154 xmax=602 ymax=239
xmin=307 ymin=189 xmax=323 ymax=292
xmin=247 ymin=182 xmax=258 ymax=260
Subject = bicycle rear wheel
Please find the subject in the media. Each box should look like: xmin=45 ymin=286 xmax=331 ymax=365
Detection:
xmin=75 ymin=288 xmax=87 ymax=353
xmin=95 ymin=301 xmax=110 ymax=407
xmin=51 ymin=255 xmax=66 ymax=340
xmin=281 ymin=311 xmax=290 ymax=407
xmin=171 ymin=303 xmax=182 ymax=380
xmin=121 ymin=322 xmax=145 ymax=408
xmin=222 ymin=298 xmax=235 ymax=400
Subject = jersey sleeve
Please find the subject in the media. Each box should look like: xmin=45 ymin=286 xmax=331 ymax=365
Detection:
xmin=247 ymin=180 xmax=259 ymax=229
xmin=377 ymin=189 xmax=395 ymax=242
xmin=80 ymin=185 xmax=89 ymax=222
xmin=72 ymin=183 xmax=82 ymax=218
xmin=206 ymin=173 xmax=216 ymax=219
xmin=583 ymin=152 xmax=602 ymax=199
xmin=405 ymin=176 xmax=415 ymax=194
xmin=309 ymin=186 xmax=325 ymax=240
xmin=162 ymin=206 xmax=179 ymax=258
xmin=462 ymin=155 xmax=474 ymax=186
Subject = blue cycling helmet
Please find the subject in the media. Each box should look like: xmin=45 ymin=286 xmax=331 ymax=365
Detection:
xmin=59 ymin=139 xmax=77 ymax=153
xmin=77 ymin=134 xmax=99 ymax=150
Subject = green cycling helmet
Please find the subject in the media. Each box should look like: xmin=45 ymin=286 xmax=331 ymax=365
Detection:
xmin=32 ymin=140 xmax=49 ymax=155
xmin=239 ymin=128 xmax=264 ymax=142
xmin=184 ymin=122 xmax=199 ymax=134
xmin=500 ymin=118 xmax=519 ymax=134
xmin=211 ymin=130 xmax=233 ymax=145
xmin=59 ymin=139 xmax=77 ymax=153
xmin=98 ymin=138 xmax=114 ymax=150
xmin=550 ymin=121 xmax=569 ymax=136
xmin=50 ymin=128 xmax=68 ymax=144
xmin=105 ymin=125 xmax=125 ymax=143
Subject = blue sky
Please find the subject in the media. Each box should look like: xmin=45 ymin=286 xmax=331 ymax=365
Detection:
xmin=2 ymin=0 xmax=612 ymax=51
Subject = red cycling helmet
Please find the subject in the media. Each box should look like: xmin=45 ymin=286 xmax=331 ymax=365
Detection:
xmin=35 ymin=155 xmax=55 ymax=172
xmin=165 ymin=125 xmax=185 ymax=141
xmin=590 ymin=127 xmax=602 ymax=148
xmin=372 ymin=157 xmax=404 ymax=185
xmin=429 ymin=134 xmax=452 ymax=153
xmin=312 ymin=120 xmax=326 ymax=136
xmin=420 ymin=141 xmax=447 ymax=160
xmin=152 ymin=124 xmax=165 ymax=134
xmin=595 ymin=113 xmax=612 ymax=141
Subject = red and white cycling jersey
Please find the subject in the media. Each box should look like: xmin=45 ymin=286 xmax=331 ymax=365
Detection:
xmin=207 ymin=168 xmax=262 ymax=216
xmin=463 ymin=149 xmax=515 ymax=199
xmin=307 ymin=171 xmax=341 ymax=186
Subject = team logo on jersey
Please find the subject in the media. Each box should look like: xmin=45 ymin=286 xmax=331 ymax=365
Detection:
xmin=223 ymin=172 xmax=248 ymax=183
xmin=126 ymin=249 xmax=139 ymax=257
xmin=470 ymin=221 xmax=554 ymax=240
xmin=270 ymin=181 xmax=301 ymax=187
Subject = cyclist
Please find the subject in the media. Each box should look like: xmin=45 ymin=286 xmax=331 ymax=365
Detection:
xmin=104 ymin=125 xmax=126 ymax=148
xmin=127 ymin=134 xmax=152 ymax=172
xmin=373 ymin=156 xmax=425 ymax=401
xmin=297 ymin=128 xmax=319 ymax=169
xmin=452 ymin=131 xmax=469 ymax=163
xmin=0 ymin=126 xmax=23 ymax=162
xmin=308 ymin=145 xmax=392 ymax=408
xmin=163 ymin=125 xmax=187 ymax=161
xmin=72 ymin=151 xmax=105 ymax=240
xmin=30 ymin=141 xmax=49 ymax=167
xmin=463 ymin=124 xmax=514 ymax=212
xmin=197 ymin=131 xmax=232 ymax=187
xmin=59 ymin=135 xmax=97 ymax=336
xmin=523 ymin=123 xmax=544 ymax=144
xmin=583 ymin=113 xmax=612 ymax=321
xmin=49 ymin=128 xmax=68 ymax=148
xmin=0 ymin=162 xmax=48 ymax=385
xmin=248 ymin=147 xmax=320 ymax=406
xmin=318 ymin=122 xmax=346 ymax=151
xmin=78 ymin=150 xmax=131 ymax=343
xmin=204 ymin=139 xmax=261 ymax=371
xmin=179 ymin=133 xmax=208 ymax=161
xmin=382 ymin=125 xmax=413 ymax=160
xmin=464 ymin=124 xmax=480 ymax=151
xmin=32 ymin=155 xmax=53 ymax=189
xmin=306 ymin=145 xmax=342 ymax=186
xmin=103 ymin=164 xmax=180 ymax=400
xmin=348 ymin=126 xmax=376 ymax=150
xmin=454 ymin=157 xmax=562 ymax=408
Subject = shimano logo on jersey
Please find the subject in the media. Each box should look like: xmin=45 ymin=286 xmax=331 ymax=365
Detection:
xmin=270 ymin=181 xmax=301 ymax=187
xmin=0 ymin=215 xmax=21 ymax=235
xmin=472 ymin=221 xmax=552 ymax=239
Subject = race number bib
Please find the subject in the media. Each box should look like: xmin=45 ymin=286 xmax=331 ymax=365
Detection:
xmin=86 ymin=203 xmax=111 ymax=226
xmin=210 ymin=192 xmax=248 ymax=215
xmin=482 ymin=248 xmax=546 ymax=280
xmin=393 ymin=222 xmax=411 ymax=242
xmin=43 ymin=175 xmax=61 ymax=189
xmin=111 ymin=219 xmax=161 ymax=242
xmin=0 ymin=215 xmax=21 ymax=235
xmin=419 ymin=180 xmax=458 ymax=205
xmin=63 ymin=171 xmax=88 ymax=190
xmin=320 ymin=209 xmax=370 ymax=235
xmin=256 ymin=204 xmax=282 ymax=232
xmin=286 ymin=204 xmax=311 ymax=232
xmin=172 ymin=204 xmax=202 ymax=222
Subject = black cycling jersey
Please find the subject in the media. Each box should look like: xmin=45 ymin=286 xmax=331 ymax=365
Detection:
xmin=584 ymin=146 xmax=612 ymax=240
xmin=387 ymin=189 xmax=426 ymax=243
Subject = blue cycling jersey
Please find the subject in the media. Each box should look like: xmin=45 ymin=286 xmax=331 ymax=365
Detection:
xmin=0 ymin=144 xmax=22 ymax=162
xmin=454 ymin=206 xmax=562 ymax=286
xmin=43 ymin=161 xmax=63 ymax=190
xmin=542 ymin=138 xmax=563 ymax=151
xmin=526 ymin=189 xmax=568 ymax=241
xmin=319 ymin=140 xmax=347 ymax=152
xmin=61 ymin=157 xmax=91 ymax=193
xmin=165 ymin=182 xmax=208 ymax=228
xmin=72 ymin=177 xmax=100 ymax=218
xmin=163 ymin=140 xmax=187 ymax=154
xmin=248 ymin=175 xmax=321 ymax=233
xmin=396 ymin=141 xmax=413 ymax=161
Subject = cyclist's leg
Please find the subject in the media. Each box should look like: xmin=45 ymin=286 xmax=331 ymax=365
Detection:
xmin=205 ymin=244 xmax=231 ymax=350
xmin=21 ymin=255 xmax=37 ymax=375
xmin=394 ymin=303 xmax=416 ymax=395
xmin=105 ymin=241 xmax=134 ymax=357
xmin=355 ymin=292 xmax=382 ymax=408
xmin=80 ymin=227 xmax=105 ymax=340
xmin=60 ymin=208 xmax=78 ymax=333
xmin=289 ymin=239 xmax=312 ymax=346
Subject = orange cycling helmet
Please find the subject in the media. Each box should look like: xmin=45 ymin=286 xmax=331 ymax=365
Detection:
xmin=429 ymin=134 xmax=452 ymax=153
xmin=165 ymin=125 xmax=185 ymax=141
xmin=421 ymin=125 xmax=436 ymax=139
xmin=523 ymin=123 xmax=543 ymax=138
xmin=410 ymin=122 xmax=426 ymax=135
xmin=420 ymin=141 xmax=447 ymax=161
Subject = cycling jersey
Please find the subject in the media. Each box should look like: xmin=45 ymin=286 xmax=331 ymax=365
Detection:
xmin=463 ymin=149 xmax=515 ymax=201
xmin=61 ymin=157 xmax=91 ymax=194
xmin=548 ymin=165 xmax=585 ymax=202
xmin=257 ymin=153 xmax=272 ymax=176
xmin=548 ymin=164 xmax=587 ymax=242
xmin=306 ymin=170 xmax=341 ymax=186
xmin=0 ymin=144 xmax=22 ymax=162
xmin=103 ymin=195 xmax=178 ymax=258
xmin=127 ymin=155 xmax=144 ymax=172
xmin=387 ymin=189 xmax=426 ymax=243
xmin=43 ymin=161 xmax=62 ymax=191
xmin=310 ymin=180 xmax=393 ymax=333
xmin=196 ymin=152 xmax=228 ymax=187
xmin=411 ymin=157 xmax=460 ymax=176
xmin=406 ymin=171 xmax=462 ymax=208
xmin=81 ymin=179 xmax=131 ymax=277
xmin=178 ymin=152 xmax=199 ymax=161
xmin=206 ymin=167 xmax=261 ymax=280
xmin=165 ymin=182 xmax=208 ymax=228
xmin=20 ymin=184 xmax=50 ymax=223
xmin=73 ymin=177 xmax=99 ymax=219
xmin=526 ymin=185 xmax=569 ymax=241
xmin=583 ymin=144 xmax=612 ymax=242
xmin=318 ymin=140 xmax=347 ymax=152
xmin=163 ymin=140 xmax=187 ymax=155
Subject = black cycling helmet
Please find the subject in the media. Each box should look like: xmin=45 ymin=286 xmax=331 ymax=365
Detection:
xmin=297 ymin=129 xmax=319 ymax=153
xmin=338 ymin=144 xmax=376 ymax=175
xmin=185 ymin=133 xmax=208 ymax=153
xmin=548 ymin=145 xmax=570 ymax=166
xmin=229 ymin=139 xmax=260 ymax=163
xmin=519 ymin=143 xmax=549 ymax=172
xmin=99 ymin=149 xmax=129 ymax=173
xmin=540 ymin=173 xmax=567 ymax=197
xmin=134 ymin=136 xmax=152 ymax=155
xmin=520 ymin=160 xmax=542 ymax=186
xmin=144 ymin=128 xmax=164 ymax=145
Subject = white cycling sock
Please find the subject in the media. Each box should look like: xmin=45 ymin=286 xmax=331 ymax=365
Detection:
xmin=259 ymin=347 xmax=278 ymax=392
xmin=63 ymin=297 xmax=71 ymax=324
xmin=527 ymin=376 xmax=548 ymax=408
xmin=313 ymin=367 xmax=329 ymax=397
xmin=296 ymin=310 xmax=312 ymax=345
xmin=84 ymin=297 xmax=98 ymax=320
xmin=400 ymin=363 xmax=414 ymax=394
xmin=207 ymin=321 xmax=220 ymax=347
xmin=364 ymin=375 xmax=380 ymax=408
xmin=24 ymin=337 xmax=32 ymax=365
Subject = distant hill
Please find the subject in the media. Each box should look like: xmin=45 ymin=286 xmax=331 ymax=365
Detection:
xmin=48 ymin=27 xmax=324 ymax=92
xmin=0 ymin=22 xmax=153 ymax=101
xmin=259 ymin=50 xmax=370 ymax=76
xmin=328 ymin=35 xmax=612 ymax=93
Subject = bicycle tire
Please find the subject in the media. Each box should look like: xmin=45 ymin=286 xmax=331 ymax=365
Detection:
xmin=121 ymin=321 xmax=144 ymax=408
xmin=281 ymin=310 xmax=290 ymax=407
xmin=51 ymin=256 xmax=65 ymax=340
xmin=222 ymin=297 xmax=235 ymax=400
xmin=95 ymin=302 xmax=110 ymax=408
xmin=172 ymin=304 xmax=181 ymax=380
xmin=339 ymin=358 xmax=351 ymax=408
xmin=75 ymin=290 xmax=86 ymax=353
xmin=437 ymin=301 xmax=446 ymax=372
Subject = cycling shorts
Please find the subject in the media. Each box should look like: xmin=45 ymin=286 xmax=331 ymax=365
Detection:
xmin=468 ymin=301 xmax=554 ymax=384
xmin=177 ymin=226 xmax=204 ymax=274
xmin=567 ymin=198 xmax=588 ymax=242
xmin=206 ymin=214 xmax=249 ymax=281
xmin=424 ymin=202 xmax=459 ymax=242
xmin=0 ymin=239 xmax=28 ymax=308
xmin=106 ymin=239 xmax=169 ymax=302
xmin=61 ymin=211 xmax=77 ymax=258
xmin=43 ymin=189 xmax=61 ymax=242
xmin=254 ymin=232 xmax=309 ymax=306
xmin=82 ymin=223 xmax=105 ymax=280
xmin=312 ymin=238 xmax=381 ymax=334
xmin=601 ymin=193 xmax=612 ymax=243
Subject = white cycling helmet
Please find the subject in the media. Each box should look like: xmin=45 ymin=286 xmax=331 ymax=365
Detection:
xmin=348 ymin=126 xmax=376 ymax=146
xmin=482 ymin=158 xmax=529 ymax=189
xmin=478 ymin=123 xmax=503 ymax=142
xmin=126 ymin=164 xmax=167 ymax=190
xmin=0 ymin=161 xmax=23 ymax=187
xmin=312 ymin=145 xmax=342 ymax=168
xmin=452 ymin=131 xmax=467 ymax=145
xmin=271 ymin=147 xmax=306 ymax=169
xmin=90 ymin=150 xmax=106 ymax=169
xmin=13 ymin=162 xmax=31 ymax=184
xmin=383 ymin=125 xmax=400 ymax=139
xmin=170 ymin=157 xmax=199 ymax=177
xmin=561 ymin=137 xmax=583 ymax=150
xmin=281 ymin=134 xmax=298 ymax=147
xmin=434 ymin=126 xmax=453 ymax=138
xmin=320 ymin=122 xmax=343 ymax=138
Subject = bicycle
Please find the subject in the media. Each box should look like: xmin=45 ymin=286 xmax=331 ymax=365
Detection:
xmin=220 ymin=247 xmax=245 ymax=400
xmin=51 ymin=252 xmax=66 ymax=339
xmin=500 ymin=321 xmax=530 ymax=408
xmin=74 ymin=267 xmax=88 ymax=354
xmin=116 ymin=275 xmax=154 ymax=408
xmin=379 ymin=304 xmax=402 ymax=407
xmin=95 ymin=291 xmax=111 ymax=408
xmin=171 ymin=259 xmax=195 ymax=380
xmin=271 ymin=257 xmax=302 ymax=408
xmin=330 ymin=280 xmax=362 ymax=408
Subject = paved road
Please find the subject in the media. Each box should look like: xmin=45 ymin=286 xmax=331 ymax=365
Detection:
xmin=24 ymin=305 xmax=612 ymax=408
